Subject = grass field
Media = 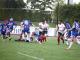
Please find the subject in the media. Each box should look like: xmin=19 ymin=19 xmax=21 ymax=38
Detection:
xmin=0 ymin=36 xmax=80 ymax=60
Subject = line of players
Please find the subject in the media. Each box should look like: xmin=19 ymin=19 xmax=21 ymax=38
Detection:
xmin=0 ymin=18 xmax=79 ymax=49
xmin=57 ymin=20 xmax=80 ymax=49
xmin=0 ymin=18 xmax=49 ymax=44
xmin=18 ymin=20 xmax=49 ymax=44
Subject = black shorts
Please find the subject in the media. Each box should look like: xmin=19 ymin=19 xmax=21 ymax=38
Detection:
xmin=43 ymin=30 xmax=47 ymax=34
xmin=58 ymin=32 xmax=64 ymax=36
xmin=43 ymin=28 xmax=48 ymax=34
xmin=1 ymin=31 xmax=6 ymax=35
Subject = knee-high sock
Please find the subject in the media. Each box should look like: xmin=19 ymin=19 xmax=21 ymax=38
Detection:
xmin=76 ymin=39 xmax=80 ymax=45
xmin=27 ymin=34 xmax=30 ymax=41
xmin=65 ymin=39 xmax=69 ymax=46
xmin=67 ymin=42 xmax=73 ymax=49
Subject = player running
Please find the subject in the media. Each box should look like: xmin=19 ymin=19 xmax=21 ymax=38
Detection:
xmin=38 ymin=21 xmax=48 ymax=43
xmin=6 ymin=18 xmax=16 ymax=40
xmin=57 ymin=21 xmax=65 ymax=45
xmin=64 ymin=20 xmax=72 ymax=46
xmin=66 ymin=20 xmax=80 ymax=49
xmin=0 ymin=23 xmax=7 ymax=39
xmin=19 ymin=19 xmax=32 ymax=42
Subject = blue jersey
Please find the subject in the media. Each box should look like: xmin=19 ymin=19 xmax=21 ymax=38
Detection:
xmin=71 ymin=21 xmax=79 ymax=37
xmin=23 ymin=20 xmax=30 ymax=30
xmin=22 ymin=20 xmax=32 ymax=33
xmin=65 ymin=22 xmax=72 ymax=37
xmin=6 ymin=21 xmax=16 ymax=30
xmin=65 ymin=22 xmax=71 ymax=29
xmin=72 ymin=21 xmax=79 ymax=30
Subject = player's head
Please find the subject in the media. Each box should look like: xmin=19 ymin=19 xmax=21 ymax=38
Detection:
xmin=21 ymin=21 xmax=23 ymax=25
xmin=74 ymin=19 xmax=78 ymax=22
xmin=10 ymin=18 xmax=13 ymax=21
xmin=58 ymin=21 xmax=61 ymax=24
xmin=23 ymin=20 xmax=29 ymax=25
xmin=65 ymin=20 xmax=69 ymax=23
xmin=44 ymin=20 xmax=47 ymax=23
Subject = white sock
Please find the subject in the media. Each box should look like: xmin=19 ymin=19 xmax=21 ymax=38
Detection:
xmin=65 ymin=40 xmax=69 ymax=46
xmin=67 ymin=42 xmax=73 ymax=49
xmin=27 ymin=34 xmax=31 ymax=42
xmin=76 ymin=39 xmax=80 ymax=45
xmin=22 ymin=34 xmax=25 ymax=40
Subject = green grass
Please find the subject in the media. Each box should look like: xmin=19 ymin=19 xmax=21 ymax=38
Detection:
xmin=0 ymin=36 xmax=80 ymax=60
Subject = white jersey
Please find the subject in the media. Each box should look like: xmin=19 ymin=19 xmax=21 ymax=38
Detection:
xmin=44 ymin=23 xmax=49 ymax=29
xmin=39 ymin=22 xmax=43 ymax=28
xmin=39 ymin=22 xmax=49 ymax=29
xmin=58 ymin=23 xmax=65 ymax=33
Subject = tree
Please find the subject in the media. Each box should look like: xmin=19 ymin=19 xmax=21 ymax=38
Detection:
xmin=24 ymin=0 xmax=63 ymax=22
xmin=0 ymin=0 xmax=26 ymax=20
xmin=54 ymin=3 xmax=80 ymax=23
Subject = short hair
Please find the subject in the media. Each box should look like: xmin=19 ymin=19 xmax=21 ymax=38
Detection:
xmin=74 ymin=19 xmax=78 ymax=22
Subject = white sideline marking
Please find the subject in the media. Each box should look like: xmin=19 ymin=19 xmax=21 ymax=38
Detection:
xmin=18 ymin=52 xmax=44 ymax=60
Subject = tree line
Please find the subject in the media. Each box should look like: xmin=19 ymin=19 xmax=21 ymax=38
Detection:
xmin=0 ymin=0 xmax=64 ymax=22
xmin=54 ymin=3 xmax=80 ymax=23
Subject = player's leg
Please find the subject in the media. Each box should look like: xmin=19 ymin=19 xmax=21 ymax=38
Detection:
xmin=61 ymin=35 xmax=64 ymax=44
xmin=19 ymin=33 xmax=22 ymax=40
xmin=66 ymin=37 xmax=73 ymax=49
xmin=19 ymin=30 xmax=24 ymax=40
xmin=76 ymin=36 xmax=80 ymax=45
xmin=57 ymin=32 xmax=61 ymax=45
xmin=26 ymin=32 xmax=30 ymax=42
xmin=30 ymin=32 xmax=34 ymax=42
xmin=65 ymin=31 xmax=71 ymax=46
xmin=66 ymin=30 xmax=75 ymax=49
xmin=6 ymin=28 xmax=11 ymax=37
xmin=24 ymin=32 xmax=28 ymax=41
xmin=42 ymin=34 xmax=46 ymax=42
xmin=38 ymin=35 xmax=43 ymax=43
xmin=8 ymin=29 xmax=13 ymax=40
xmin=75 ymin=31 xmax=80 ymax=45
xmin=66 ymin=32 xmax=76 ymax=50
xmin=44 ymin=31 xmax=47 ymax=42
xmin=1 ymin=31 xmax=6 ymax=39
xmin=64 ymin=33 xmax=69 ymax=45
xmin=64 ymin=37 xmax=69 ymax=46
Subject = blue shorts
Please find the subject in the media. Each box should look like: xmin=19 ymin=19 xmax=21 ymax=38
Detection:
xmin=1 ymin=30 xmax=6 ymax=35
xmin=22 ymin=29 xmax=30 ymax=33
